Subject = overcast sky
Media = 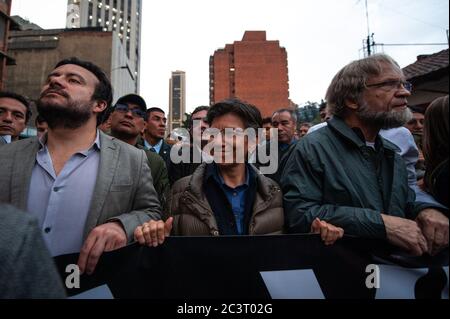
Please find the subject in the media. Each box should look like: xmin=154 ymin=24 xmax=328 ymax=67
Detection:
xmin=11 ymin=0 xmax=449 ymax=113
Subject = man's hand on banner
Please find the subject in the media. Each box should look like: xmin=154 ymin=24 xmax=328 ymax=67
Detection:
xmin=77 ymin=222 xmax=127 ymax=275
xmin=310 ymin=218 xmax=344 ymax=245
xmin=134 ymin=217 xmax=174 ymax=248
xmin=381 ymin=214 xmax=428 ymax=256
xmin=416 ymin=208 xmax=449 ymax=256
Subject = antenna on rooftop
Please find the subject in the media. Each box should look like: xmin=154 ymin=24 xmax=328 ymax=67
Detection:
xmin=363 ymin=0 xmax=375 ymax=57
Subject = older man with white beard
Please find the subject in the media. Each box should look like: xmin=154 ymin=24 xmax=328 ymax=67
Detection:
xmin=281 ymin=54 xmax=448 ymax=257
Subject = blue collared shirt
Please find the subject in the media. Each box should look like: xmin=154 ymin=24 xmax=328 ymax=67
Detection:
xmin=279 ymin=138 xmax=296 ymax=152
xmin=144 ymin=139 xmax=163 ymax=154
xmin=27 ymin=132 xmax=101 ymax=256
xmin=1 ymin=135 xmax=11 ymax=144
xmin=211 ymin=164 xmax=250 ymax=235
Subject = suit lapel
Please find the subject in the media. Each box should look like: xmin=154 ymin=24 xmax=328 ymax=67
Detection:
xmin=83 ymin=132 xmax=120 ymax=239
xmin=159 ymin=141 xmax=169 ymax=157
xmin=11 ymin=139 xmax=40 ymax=210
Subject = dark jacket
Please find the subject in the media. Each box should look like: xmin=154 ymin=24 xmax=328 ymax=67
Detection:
xmin=143 ymin=138 xmax=173 ymax=171
xmin=168 ymin=144 xmax=204 ymax=186
xmin=281 ymin=116 xmax=447 ymax=239
xmin=254 ymin=140 xmax=297 ymax=184
xmin=0 ymin=204 xmax=66 ymax=298
xmin=167 ymin=163 xmax=284 ymax=236
xmin=137 ymin=144 xmax=170 ymax=213
xmin=159 ymin=140 xmax=172 ymax=170
xmin=427 ymin=159 xmax=449 ymax=208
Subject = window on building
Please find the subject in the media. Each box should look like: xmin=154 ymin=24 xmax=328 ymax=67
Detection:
xmin=97 ymin=2 xmax=103 ymax=26
xmin=0 ymin=15 xmax=7 ymax=47
xmin=88 ymin=2 xmax=94 ymax=26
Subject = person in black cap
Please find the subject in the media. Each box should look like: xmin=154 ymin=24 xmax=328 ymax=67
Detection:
xmin=111 ymin=93 xmax=148 ymax=145
xmin=110 ymin=94 xmax=170 ymax=213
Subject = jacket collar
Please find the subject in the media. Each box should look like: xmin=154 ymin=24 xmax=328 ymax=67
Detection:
xmin=38 ymin=130 xmax=101 ymax=155
xmin=328 ymin=116 xmax=398 ymax=153
xmin=204 ymin=163 xmax=251 ymax=189
xmin=187 ymin=163 xmax=275 ymax=201
xmin=83 ymin=131 xmax=120 ymax=239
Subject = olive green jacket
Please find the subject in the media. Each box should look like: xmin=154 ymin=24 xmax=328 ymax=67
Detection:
xmin=281 ymin=116 xmax=447 ymax=239
xmin=137 ymin=144 xmax=170 ymax=213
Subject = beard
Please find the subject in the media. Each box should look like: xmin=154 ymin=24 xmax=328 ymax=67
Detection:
xmin=37 ymin=94 xmax=94 ymax=130
xmin=357 ymin=101 xmax=413 ymax=130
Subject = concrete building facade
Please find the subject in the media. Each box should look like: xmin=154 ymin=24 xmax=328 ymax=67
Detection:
xmin=0 ymin=0 xmax=14 ymax=90
xmin=210 ymin=31 xmax=290 ymax=117
xmin=66 ymin=0 xmax=142 ymax=93
xmin=5 ymin=27 xmax=134 ymax=133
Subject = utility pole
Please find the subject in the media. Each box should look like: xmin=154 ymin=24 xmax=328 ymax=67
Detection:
xmin=365 ymin=0 xmax=371 ymax=55
xmin=362 ymin=0 xmax=375 ymax=56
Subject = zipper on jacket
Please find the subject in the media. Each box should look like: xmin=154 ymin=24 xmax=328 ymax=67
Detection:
xmin=182 ymin=191 xmax=220 ymax=235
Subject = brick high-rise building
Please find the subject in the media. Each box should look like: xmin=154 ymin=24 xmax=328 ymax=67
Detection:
xmin=209 ymin=31 xmax=290 ymax=117
xmin=66 ymin=0 xmax=142 ymax=93
xmin=168 ymin=70 xmax=186 ymax=132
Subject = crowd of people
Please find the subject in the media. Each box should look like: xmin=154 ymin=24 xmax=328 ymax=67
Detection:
xmin=0 ymin=53 xmax=448 ymax=298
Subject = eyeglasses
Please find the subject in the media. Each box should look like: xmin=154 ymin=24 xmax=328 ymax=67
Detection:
xmin=114 ymin=104 xmax=146 ymax=119
xmin=365 ymin=80 xmax=413 ymax=92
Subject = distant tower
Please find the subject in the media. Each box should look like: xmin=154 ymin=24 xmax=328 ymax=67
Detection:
xmin=210 ymin=31 xmax=290 ymax=117
xmin=66 ymin=0 xmax=142 ymax=93
xmin=168 ymin=71 xmax=186 ymax=132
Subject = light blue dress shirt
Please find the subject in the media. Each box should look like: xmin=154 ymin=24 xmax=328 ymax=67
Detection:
xmin=1 ymin=135 xmax=11 ymax=144
xmin=144 ymin=139 xmax=163 ymax=154
xmin=212 ymin=164 xmax=250 ymax=235
xmin=27 ymin=132 xmax=101 ymax=256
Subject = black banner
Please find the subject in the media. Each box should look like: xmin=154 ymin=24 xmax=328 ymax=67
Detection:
xmin=54 ymin=234 xmax=448 ymax=299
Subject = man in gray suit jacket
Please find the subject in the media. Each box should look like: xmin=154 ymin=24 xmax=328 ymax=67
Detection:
xmin=0 ymin=204 xmax=66 ymax=298
xmin=0 ymin=57 xmax=162 ymax=275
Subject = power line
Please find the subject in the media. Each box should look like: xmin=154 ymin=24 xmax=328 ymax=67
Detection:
xmin=358 ymin=0 xmax=375 ymax=56
xmin=359 ymin=1 xmax=449 ymax=56
xmin=377 ymin=0 xmax=448 ymax=30
xmin=379 ymin=43 xmax=448 ymax=47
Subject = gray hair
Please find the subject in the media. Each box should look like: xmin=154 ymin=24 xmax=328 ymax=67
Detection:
xmin=325 ymin=54 xmax=402 ymax=117
xmin=272 ymin=108 xmax=298 ymax=123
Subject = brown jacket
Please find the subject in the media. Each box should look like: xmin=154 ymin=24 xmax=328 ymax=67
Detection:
xmin=167 ymin=163 xmax=284 ymax=236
